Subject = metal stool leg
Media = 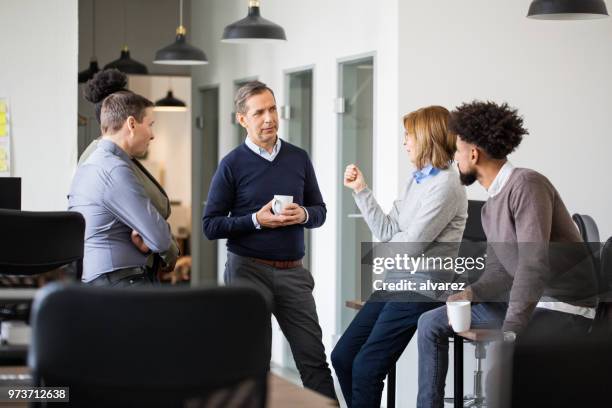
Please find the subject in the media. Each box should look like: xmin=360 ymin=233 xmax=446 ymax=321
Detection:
xmin=387 ymin=364 xmax=396 ymax=408
xmin=445 ymin=340 xmax=487 ymax=407
xmin=454 ymin=335 xmax=464 ymax=408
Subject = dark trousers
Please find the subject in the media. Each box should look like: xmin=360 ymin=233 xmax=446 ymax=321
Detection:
xmin=331 ymin=291 xmax=442 ymax=408
xmin=87 ymin=266 xmax=156 ymax=287
xmin=224 ymin=251 xmax=337 ymax=400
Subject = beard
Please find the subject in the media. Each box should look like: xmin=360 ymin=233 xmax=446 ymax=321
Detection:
xmin=458 ymin=168 xmax=478 ymax=186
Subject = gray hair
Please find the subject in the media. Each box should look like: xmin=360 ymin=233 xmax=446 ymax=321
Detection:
xmin=234 ymin=81 xmax=275 ymax=114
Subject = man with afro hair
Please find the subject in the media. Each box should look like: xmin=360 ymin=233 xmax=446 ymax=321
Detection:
xmin=414 ymin=101 xmax=598 ymax=407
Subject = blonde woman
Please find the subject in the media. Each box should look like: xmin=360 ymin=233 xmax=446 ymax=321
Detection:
xmin=331 ymin=106 xmax=467 ymax=407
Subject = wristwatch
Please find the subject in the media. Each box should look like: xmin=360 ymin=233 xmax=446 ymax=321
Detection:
xmin=503 ymin=331 xmax=517 ymax=342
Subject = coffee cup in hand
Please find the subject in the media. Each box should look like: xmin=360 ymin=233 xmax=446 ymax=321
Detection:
xmin=272 ymin=195 xmax=293 ymax=215
xmin=446 ymin=301 xmax=471 ymax=333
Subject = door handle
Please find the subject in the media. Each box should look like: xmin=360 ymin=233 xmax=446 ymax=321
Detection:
xmin=347 ymin=213 xmax=364 ymax=218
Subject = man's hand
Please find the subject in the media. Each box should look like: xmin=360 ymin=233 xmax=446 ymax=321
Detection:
xmin=160 ymin=257 xmax=177 ymax=273
xmin=131 ymin=230 xmax=150 ymax=254
xmin=447 ymin=287 xmax=473 ymax=303
xmin=344 ymin=164 xmax=367 ymax=193
xmin=279 ymin=203 xmax=307 ymax=226
xmin=256 ymin=200 xmax=287 ymax=228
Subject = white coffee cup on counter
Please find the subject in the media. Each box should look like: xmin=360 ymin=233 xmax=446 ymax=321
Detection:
xmin=272 ymin=195 xmax=293 ymax=215
xmin=446 ymin=301 xmax=471 ymax=333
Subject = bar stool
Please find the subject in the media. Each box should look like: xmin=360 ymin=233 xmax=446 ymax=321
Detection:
xmin=445 ymin=329 xmax=502 ymax=408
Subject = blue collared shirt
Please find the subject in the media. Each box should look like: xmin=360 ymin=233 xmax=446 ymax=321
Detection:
xmin=244 ymin=136 xmax=309 ymax=228
xmin=67 ymin=139 xmax=172 ymax=282
xmin=245 ymin=135 xmax=282 ymax=161
xmin=413 ymin=164 xmax=441 ymax=184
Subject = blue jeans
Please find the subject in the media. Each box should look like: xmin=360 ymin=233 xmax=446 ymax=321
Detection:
xmin=331 ymin=292 xmax=442 ymax=408
xmin=416 ymin=303 xmax=507 ymax=408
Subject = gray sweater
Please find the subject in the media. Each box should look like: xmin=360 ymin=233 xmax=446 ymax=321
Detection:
xmin=471 ymin=168 xmax=598 ymax=332
xmin=353 ymin=168 xmax=468 ymax=297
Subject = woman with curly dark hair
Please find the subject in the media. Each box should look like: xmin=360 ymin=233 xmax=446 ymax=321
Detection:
xmin=416 ymin=100 xmax=597 ymax=408
xmin=70 ymin=69 xmax=178 ymax=286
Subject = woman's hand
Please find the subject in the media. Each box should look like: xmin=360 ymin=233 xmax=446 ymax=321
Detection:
xmin=131 ymin=230 xmax=150 ymax=254
xmin=343 ymin=164 xmax=367 ymax=193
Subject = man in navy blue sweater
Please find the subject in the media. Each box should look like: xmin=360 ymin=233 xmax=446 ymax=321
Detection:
xmin=203 ymin=81 xmax=336 ymax=400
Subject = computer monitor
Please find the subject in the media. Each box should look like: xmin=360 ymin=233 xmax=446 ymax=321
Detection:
xmin=0 ymin=177 xmax=20 ymax=210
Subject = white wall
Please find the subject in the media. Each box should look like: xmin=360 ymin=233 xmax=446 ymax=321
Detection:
xmin=189 ymin=0 xmax=400 ymax=372
xmin=0 ymin=0 xmax=78 ymax=211
xmin=398 ymin=0 xmax=612 ymax=239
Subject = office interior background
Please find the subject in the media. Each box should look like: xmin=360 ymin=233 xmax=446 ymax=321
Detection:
xmin=1 ymin=0 xmax=612 ymax=405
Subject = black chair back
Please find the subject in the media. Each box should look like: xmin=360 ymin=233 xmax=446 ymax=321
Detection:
xmin=572 ymin=214 xmax=603 ymax=294
xmin=0 ymin=177 xmax=20 ymax=210
xmin=29 ymin=284 xmax=271 ymax=407
xmin=458 ymin=201 xmax=487 ymax=285
xmin=0 ymin=209 xmax=84 ymax=277
xmin=572 ymin=213 xmax=600 ymax=243
xmin=462 ymin=200 xmax=486 ymax=242
xmin=593 ymin=237 xmax=612 ymax=335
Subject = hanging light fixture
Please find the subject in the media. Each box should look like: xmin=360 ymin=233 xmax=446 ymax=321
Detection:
xmin=154 ymin=0 xmax=208 ymax=65
xmin=527 ymin=0 xmax=609 ymax=20
xmin=104 ymin=0 xmax=148 ymax=74
xmin=78 ymin=0 xmax=100 ymax=83
xmin=155 ymin=78 xmax=187 ymax=112
xmin=221 ymin=0 xmax=287 ymax=43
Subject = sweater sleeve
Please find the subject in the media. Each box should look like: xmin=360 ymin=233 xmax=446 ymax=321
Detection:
xmin=352 ymin=187 xmax=402 ymax=242
xmin=302 ymin=155 xmax=327 ymax=229
xmin=502 ymin=177 xmax=555 ymax=333
xmin=470 ymin=244 xmax=513 ymax=301
xmin=202 ymin=161 xmax=256 ymax=240
xmin=389 ymin=182 xmax=461 ymax=245
xmin=103 ymin=164 xmax=172 ymax=253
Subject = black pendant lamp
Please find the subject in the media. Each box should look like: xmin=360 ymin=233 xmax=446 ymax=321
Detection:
xmin=104 ymin=0 xmax=148 ymax=74
xmin=527 ymin=0 xmax=609 ymax=20
xmin=78 ymin=0 xmax=100 ymax=83
xmin=155 ymin=90 xmax=187 ymax=112
xmin=104 ymin=46 xmax=148 ymax=74
xmin=155 ymin=77 xmax=187 ymax=112
xmin=154 ymin=0 xmax=208 ymax=65
xmin=222 ymin=0 xmax=287 ymax=43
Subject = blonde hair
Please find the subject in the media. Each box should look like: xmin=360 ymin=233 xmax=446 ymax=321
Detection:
xmin=403 ymin=105 xmax=455 ymax=170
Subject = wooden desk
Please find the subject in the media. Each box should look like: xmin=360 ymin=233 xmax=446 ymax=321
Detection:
xmin=0 ymin=368 xmax=335 ymax=408
xmin=269 ymin=374 xmax=337 ymax=407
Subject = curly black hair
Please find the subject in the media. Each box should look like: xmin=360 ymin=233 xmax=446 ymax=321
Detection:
xmin=448 ymin=101 xmax=528 ymax=159
xmin=83 ymin=69 xmax=128 ymax=123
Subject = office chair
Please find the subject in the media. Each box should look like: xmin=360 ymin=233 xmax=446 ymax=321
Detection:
xmin=28 ymin=284 xmax=271 ymax=408
xmin=0 ymin=209 xmax=84 ymax=277
xmin=0 ymin=177 xmax=21 ymax=210
xmin=0 ymin=209 xmax=84 ymax=365
xmin=592 ymin=237 xmax=612 ymax=335
xmin=572 ymin=213 xmax=600 ymax=244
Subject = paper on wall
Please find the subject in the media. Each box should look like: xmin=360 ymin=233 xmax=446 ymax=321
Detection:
xmin=0 ymin=98 xmax=10 ymax=176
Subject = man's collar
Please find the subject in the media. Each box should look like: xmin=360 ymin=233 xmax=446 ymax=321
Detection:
xmin=245 ymin=135 xmax=280 ymax=154
xmin=98 ymin=138 xmax=131 ymax=162
xmin=487 ymin=160 xmax=515 ymax=197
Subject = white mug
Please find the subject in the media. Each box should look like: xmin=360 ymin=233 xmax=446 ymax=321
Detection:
xmin=272 ymin=195 xmax=293 ymax=215
xmin=446 ymin=301 xmax=471 ymax=333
